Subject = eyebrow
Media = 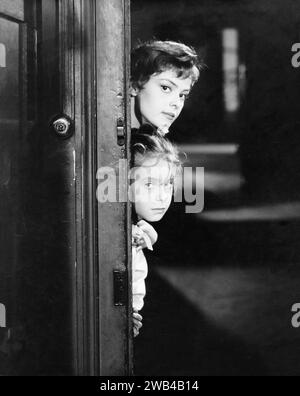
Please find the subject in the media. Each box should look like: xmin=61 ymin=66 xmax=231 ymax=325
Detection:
xmin=141 ymin=177 xmax=160 ymax=182
xmin=141 ymin=176 xmax=173 ymax=183
xmin=159 ymin=78 xmax=191 ymax=93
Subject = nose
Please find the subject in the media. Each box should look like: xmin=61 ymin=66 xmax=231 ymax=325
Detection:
xmin=169 ymin=95 xmax=183 ymax=111
xmin=156 ymin=185 xmax=169 ymax=202
xmin=170 ymin=100 xmax=179 ymax=111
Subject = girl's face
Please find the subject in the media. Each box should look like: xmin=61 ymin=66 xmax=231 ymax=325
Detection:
xmin=131 ymin=157 xmax=175 ymax=223
xmin=133 ymin=70 xmax=193 ymax=130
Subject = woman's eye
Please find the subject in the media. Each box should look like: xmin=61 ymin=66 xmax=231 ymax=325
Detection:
xmin=180 ymin=93 xmax=189 ymax=101
xmin=145 ymin=183 xmax=153 ymax=188
xmin=161 ymin=85 xmax=171 ymax=93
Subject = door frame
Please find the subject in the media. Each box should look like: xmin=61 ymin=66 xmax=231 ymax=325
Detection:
xmin=67 ymin=0 xmax=132 ymax=376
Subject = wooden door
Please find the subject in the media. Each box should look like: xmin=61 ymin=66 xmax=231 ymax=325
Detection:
xmin=0 ymin=0 xmax=132 ymax=376
xmin=95 ymin=0 xmax=133 ymax=376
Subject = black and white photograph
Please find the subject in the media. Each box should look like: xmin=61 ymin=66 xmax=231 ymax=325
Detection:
xmin=1 ymin=0 xmax=300 ymax=378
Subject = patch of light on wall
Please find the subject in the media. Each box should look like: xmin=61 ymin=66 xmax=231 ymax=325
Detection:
xmin=222 ymin=29 xmax=239 ymax=113
xmin=0 ymin=43 xmax=6 ymax=68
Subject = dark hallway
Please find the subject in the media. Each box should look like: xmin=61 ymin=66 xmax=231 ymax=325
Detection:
xmin=134 ymin=262 xmax=300 ymax=376
xmin=133 ymin=138 xmax=300 ymax=376
xmin=134 ymin=178 xmax=300 ymax=376
xmin=132 ymin=0 xmax=300 ymax=376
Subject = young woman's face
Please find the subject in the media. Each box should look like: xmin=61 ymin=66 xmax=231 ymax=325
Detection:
xmin=131 ymin=157 xmax=175 ymax=223
xmin=134 ymin=70 xmax=193 ymax=130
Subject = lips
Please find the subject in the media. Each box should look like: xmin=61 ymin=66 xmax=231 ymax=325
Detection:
xmin=162 ymin=112 xmax=176 ymax=121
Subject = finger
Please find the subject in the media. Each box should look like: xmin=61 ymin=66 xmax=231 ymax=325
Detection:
xmin=133 ymin=319 xmax=142 ymax=328
xmin=133 ymin=313 xmax=143 ymax=321
xmin=133 ymin=319 xmax=143 ymax=330
xmin=133 ymin=325 xmax=140 ymax=337
xmin=133 ymin=318 xmax=142 ymax=326
xmin=133 ymin=328 xmax=139 ymax=338
xmin=134 ymin=314 xmax=143 ymax=322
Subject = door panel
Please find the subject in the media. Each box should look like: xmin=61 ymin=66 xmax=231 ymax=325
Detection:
xmin=0 ymin=19 xmax=19 ymax=118
xmin=0 ymin=0 xmax=132 ymax=375
xmin=0 ymin=0 xmax=75 ymax=376
xmin=0 ymin=0 xmax=24 ymax=20
xmin=0 ymin=8 xmax=25 ymax=375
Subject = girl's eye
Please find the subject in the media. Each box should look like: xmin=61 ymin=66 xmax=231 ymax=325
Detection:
xmin=145 ymin=182 xmax=153 ymax=188
xmin=165 ymin=181 xmax=174 ymax=189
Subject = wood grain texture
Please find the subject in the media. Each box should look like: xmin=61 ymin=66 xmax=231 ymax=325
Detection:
xmin=96 ymin=0 xmax=132 ymax=376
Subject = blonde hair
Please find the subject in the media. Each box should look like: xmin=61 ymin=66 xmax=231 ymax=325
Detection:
xmin=131 ymin=125 xmax=181 ymax=178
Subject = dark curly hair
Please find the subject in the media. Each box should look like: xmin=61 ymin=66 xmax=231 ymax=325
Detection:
xmin=131 ymin=40 xmax=203 ymax=89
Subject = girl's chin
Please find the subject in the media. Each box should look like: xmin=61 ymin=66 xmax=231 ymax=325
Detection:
xmin=144 ymin=214 xmax=165 ymax=223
